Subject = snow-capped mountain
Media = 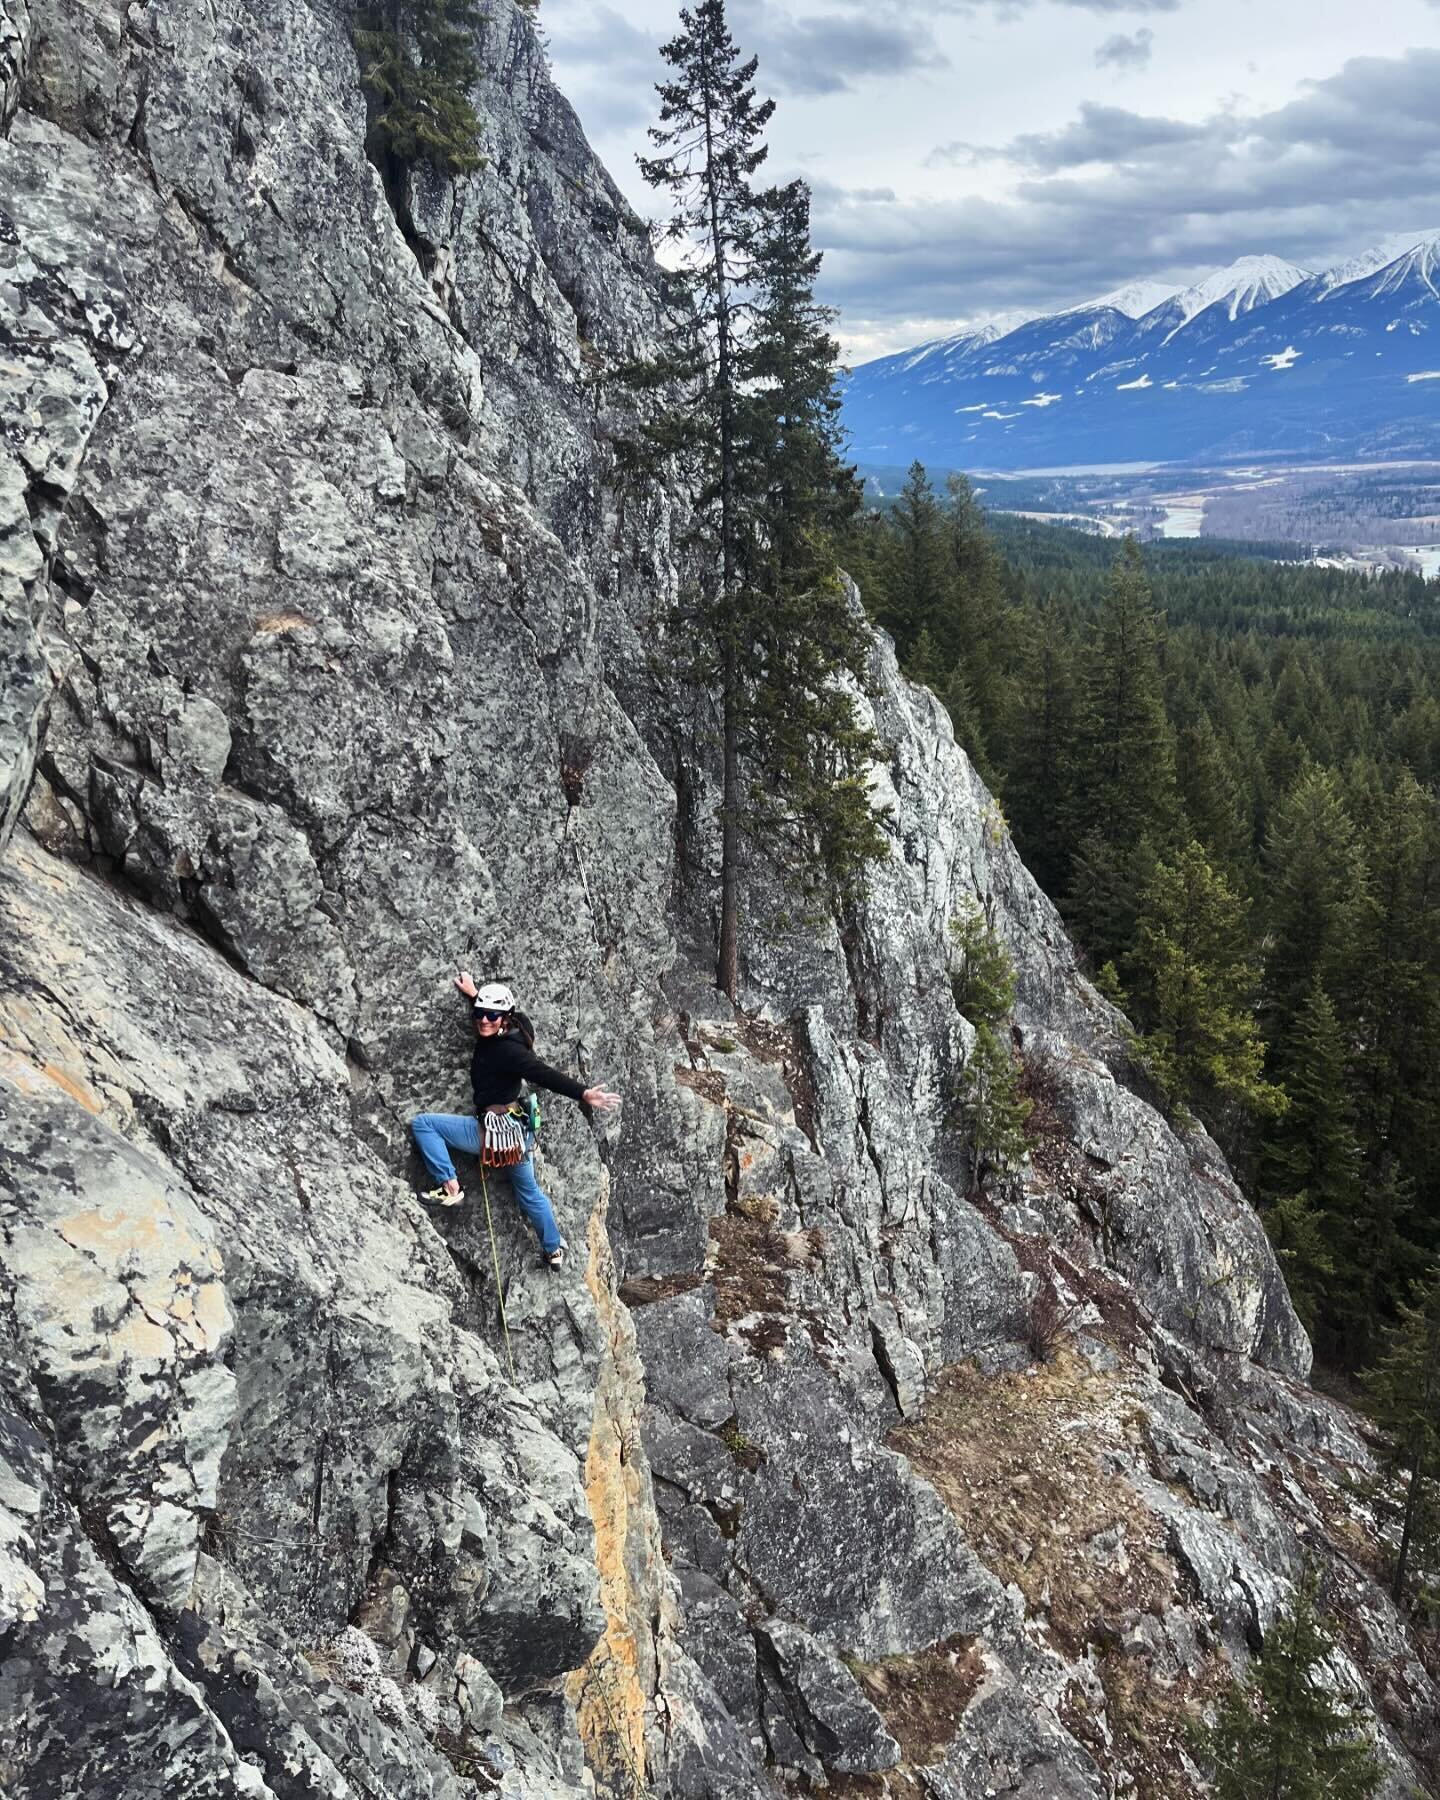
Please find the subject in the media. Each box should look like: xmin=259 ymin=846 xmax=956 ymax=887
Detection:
xmin=1165 ymin=255 xmax=1310 ymax=327
xmin=1318 ymin=229 xmax=1440 ymax=294
xmin=897 ymin=319 xmax=1009 ymax=372
xmin=840 ymin=233 xmax=1440 ymax=470
xmin=1353 ymin=232 xmax=1440 ymax=302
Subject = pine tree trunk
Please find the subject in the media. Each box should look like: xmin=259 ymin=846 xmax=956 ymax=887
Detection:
xmin=718 ymin=639 xmax=740 ymax=998
xmin=1393 ymin=1454 xmax=1424 ymax=1600
xmin=700 ymin=39 xmax=741 ymax=999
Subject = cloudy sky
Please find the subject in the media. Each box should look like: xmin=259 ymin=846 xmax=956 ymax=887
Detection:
xmin=543 ymin=0 xmax=1440 ymax=362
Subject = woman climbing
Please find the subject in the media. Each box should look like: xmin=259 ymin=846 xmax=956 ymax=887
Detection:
xmin=412 ymin=975 xmax=620 ymax=1269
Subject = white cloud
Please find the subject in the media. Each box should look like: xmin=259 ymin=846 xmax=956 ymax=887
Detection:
xmin=542 ymin=0 xmax=1440 ymax=357
xmin=818 ymin=47 xmax=1440 ymax=347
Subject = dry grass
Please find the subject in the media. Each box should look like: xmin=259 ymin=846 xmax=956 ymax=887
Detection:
xmin=1090 ymin=1650 xmax=1220 ymax=1800
xmin=849 ymin=1636 xmax=985 ymax=1764
xmin=888 ymin=1351 xmax=1237 ymax=1799
xmin=673 ymin=1063 xmax=727 ymax=1105
xmin=299 ymin=1642 xmax=343 ymax=1682
xmin=820 ymin=1638 xmax=984 ymax=1800
xmin=1025 ymin=1284 xmax=1081 ymax=1364
xmin=821 ymin=1768 xmax=931 ymax=1800
xmin=892 ymin=1353 xmax=1175 ymax=1658
xmin=709 ymin=1209 xmax=790 ymax=1355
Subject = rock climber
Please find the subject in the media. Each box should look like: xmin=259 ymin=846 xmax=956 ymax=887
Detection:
xmin=411 ymin=974 xmax=620 ymax=1270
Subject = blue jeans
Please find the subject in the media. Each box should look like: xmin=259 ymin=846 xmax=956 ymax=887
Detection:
xmin=410 ymin=1113 xmax=564 ymax=1255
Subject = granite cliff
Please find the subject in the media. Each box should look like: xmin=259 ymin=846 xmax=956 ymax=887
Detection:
xmin=1 ymin=4 xmax=1435 ymax=1797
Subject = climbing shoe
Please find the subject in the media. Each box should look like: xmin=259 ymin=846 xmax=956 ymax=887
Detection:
xmin=420 ymin=1186 xmax=463 ymax=1208
xmin=546 ymin=1238 xmax=568 ymax=1270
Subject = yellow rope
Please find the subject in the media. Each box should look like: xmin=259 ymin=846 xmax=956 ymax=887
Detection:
xmin=479 ymin=1162 xmax=516 ymax=1382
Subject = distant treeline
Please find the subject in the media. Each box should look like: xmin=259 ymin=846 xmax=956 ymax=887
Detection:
xmin=846 ymin=463 xmax=1440 ymax=1370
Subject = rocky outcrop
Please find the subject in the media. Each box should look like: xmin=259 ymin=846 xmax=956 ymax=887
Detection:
xmin=1 ymin=3 xmax=1435 ymax=1798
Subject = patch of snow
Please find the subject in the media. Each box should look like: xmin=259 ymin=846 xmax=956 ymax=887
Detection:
xmin=1022 ymin=393 xmax=1063 ymax=407
xmin=1260 ymin=345 xmax=1302 ymax=370
xmin=1200 ymin=377 xmax=1249 ymax=392
xmin=1116 ymin=373 xmax=1153 ymax=391
xmin=1408 ymin=371 xmax=1440 ymax=383
xmin=1001 ymin=509 xmax=1119 ymax=536
xmin=898 ymin=319 xmax=1018 ymax=373
xmin=982 ymin=409 xmax=1020 ymax=419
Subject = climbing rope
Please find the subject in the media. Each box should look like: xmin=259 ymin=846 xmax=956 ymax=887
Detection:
xmin=479 ymin=1162 xmax=517 ymax=1381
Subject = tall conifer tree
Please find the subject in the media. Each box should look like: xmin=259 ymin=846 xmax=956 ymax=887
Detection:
xmin=1261 ymin=978 xmax=1361 ymax=1214
xmin=1363 ymin=1264 xmax=1440 ymax=1599
xmin=1176 ymin=715 xmax=1252 ymax=879
xmin=1079 ymin=537 xmax=1175 ymax=848
xmin=1064 ymin=539 xmax=1176 ymax=965
xmin=1008 ymin=609 xmax=1081 ymax=896
xmin=1127 ymin=838 xmax=1281 ymax=1129
xmin=876 ymin=462 xmax=948 ymax=660
xmin=634 ymin=7 xmax=886 ymax=994
xmin=1261 ymin=767 xmax=1369 ymax=1036
xmin=731 ymin=177 xmax=887 ymax=905
xmin=1353 ymin=772 xmax=1440 ymax=1171
xmin=1259 ymin=979 xmax=1363 ymax=1340
xmin=638 ymin=0 xmax=773 ymax=994
xmin=942 ymin=473 xmax=1015 ymax=769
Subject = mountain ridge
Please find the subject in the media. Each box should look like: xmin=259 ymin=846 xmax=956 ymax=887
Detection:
xmin=844 ymin=230 xmax=1440 ymax=469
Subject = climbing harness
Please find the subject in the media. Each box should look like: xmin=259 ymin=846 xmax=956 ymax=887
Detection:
xmin=479 ymin=1160 xmax=517 ymax=1382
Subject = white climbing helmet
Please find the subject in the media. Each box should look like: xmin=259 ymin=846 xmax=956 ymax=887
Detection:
xmin=474 ymin=981 xmax=516 ymax=1014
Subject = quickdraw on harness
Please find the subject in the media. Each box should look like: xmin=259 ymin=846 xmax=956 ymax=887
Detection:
xmin=480 ymin=1095 xmax=541 ymax=1167
xmin=481 ymin=1106 xmax=527 ymax=1167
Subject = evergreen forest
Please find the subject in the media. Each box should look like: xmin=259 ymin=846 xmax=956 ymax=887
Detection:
xmin=845 ymin=464 xmax=1440 ymax=1374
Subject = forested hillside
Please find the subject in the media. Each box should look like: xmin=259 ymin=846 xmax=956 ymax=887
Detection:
xmin=848 ymin=466 xmax=1440 ymax=1370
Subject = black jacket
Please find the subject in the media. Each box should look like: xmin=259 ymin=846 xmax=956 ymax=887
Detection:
xmin=470 ymin=1025 xmax=587 ymax=1112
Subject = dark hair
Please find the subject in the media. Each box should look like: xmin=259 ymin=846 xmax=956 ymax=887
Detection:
xmin=506 ymin=1009 xmax=536 ymax=1051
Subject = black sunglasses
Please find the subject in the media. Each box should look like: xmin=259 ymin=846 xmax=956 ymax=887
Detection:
xmin=475 ymin=1008 xmax=509 ymax=1023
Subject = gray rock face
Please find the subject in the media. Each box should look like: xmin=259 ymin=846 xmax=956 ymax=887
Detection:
xmin=927 ymin=1659 xmax=1107 ymax=1800
xmin=1 ymin=1077 xmax=235 ymax=1611
xmin=755 ymin=1618 xmax=900 ymax=1773
xmin=1 ymin=3 xmax=1434 ymax=1799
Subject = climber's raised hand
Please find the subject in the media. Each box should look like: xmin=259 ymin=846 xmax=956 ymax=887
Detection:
xmin=583 ymin=1086 xmax=621 ymax=1113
